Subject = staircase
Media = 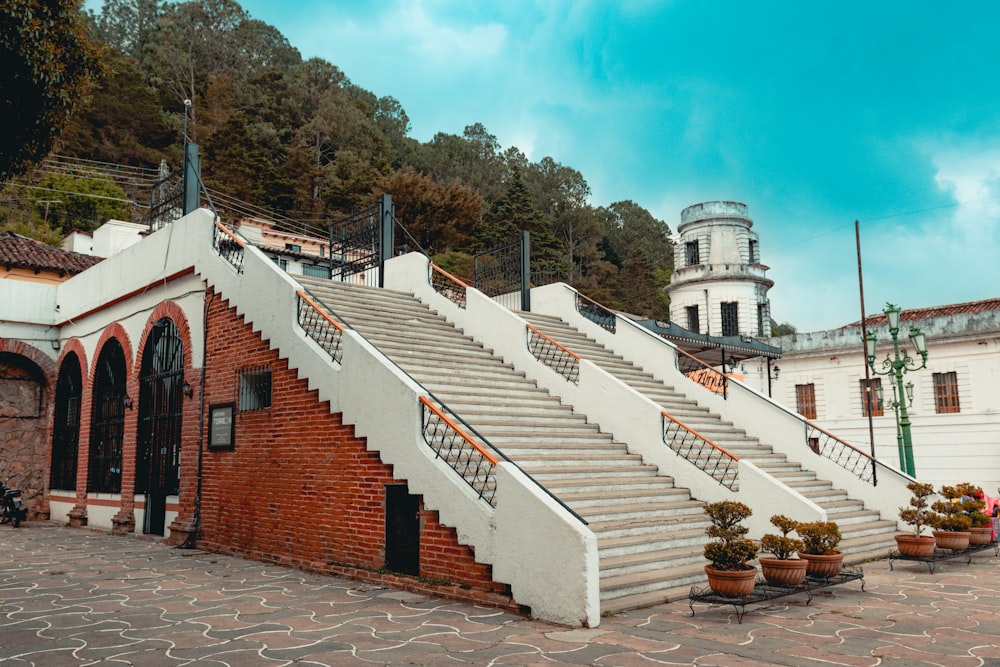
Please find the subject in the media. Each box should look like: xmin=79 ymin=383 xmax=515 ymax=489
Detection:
xmin=519 ymin=311 xmax=901 ymax=563
xmin=297 ymin=275 xmax=713 ymax=611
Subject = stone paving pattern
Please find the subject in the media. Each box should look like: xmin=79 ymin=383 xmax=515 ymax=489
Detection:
xmin=1 ymin=523 xmax=998 ymax=666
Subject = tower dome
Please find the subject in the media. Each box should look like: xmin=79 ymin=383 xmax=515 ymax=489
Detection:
xmin=665 ymin=201 xmax=774 ymax=338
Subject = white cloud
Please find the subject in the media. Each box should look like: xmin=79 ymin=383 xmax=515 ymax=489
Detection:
xmin=380 ymin=1 xmax=507 ymax=64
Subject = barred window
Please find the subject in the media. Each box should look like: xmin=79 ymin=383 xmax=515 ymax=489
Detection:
xmin=239 ymin=366 xmax=272 ymax=412
xmin=795 ymin=383 xmax=817 ymax=420
xmin=933 ymin=372 xmax=960 ymax=414
xmin=686 ymin=305 xmax=700 ymax=333
xmin=860 ymin=378 xmax=883 ymax=417
xmin=685 ymin=241 xmax=700 ymax=266
xmin=721 ymin=302 xmax=739 ymax=336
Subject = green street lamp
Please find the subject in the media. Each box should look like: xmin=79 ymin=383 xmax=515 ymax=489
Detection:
xmin=864 ymin=303 xmax=928 ymax=477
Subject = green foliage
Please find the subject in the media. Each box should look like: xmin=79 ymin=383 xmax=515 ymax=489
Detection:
xmin=931 ymin=483 xmax=985 ymax=530
xmin=1 ymin=0 xmax=104 ymax=178
xmin=899 ymin=481 xmax=937 ymax=537
xmin=702 ymin=501 xmax=758 ymax=570
xmin=33 ymin=173 xmax=130 ymax=234
xmin=760 ymin=514 xmax=804 ymax=560
xmin=771 ymin=320 xmax=798 ymax=337
xmin=796 ymin=521 xmax=841 ymax=555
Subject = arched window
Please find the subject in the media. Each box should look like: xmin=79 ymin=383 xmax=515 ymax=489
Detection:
xmin=88 ymin=339 xmax=128 ymax=494
xmin=50 ymin=353 xmax=83 ymax=490
xmin=136 ymin=318 xmax=184 ymax=535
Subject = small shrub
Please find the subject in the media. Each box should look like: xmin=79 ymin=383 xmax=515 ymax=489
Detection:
xmin=759 ymin=515 xmax=804 ymax=560
xmin=796 ymin=521 xmax=841 ymax=555
xmin=702 ymin=500 xmax=758 ymax=571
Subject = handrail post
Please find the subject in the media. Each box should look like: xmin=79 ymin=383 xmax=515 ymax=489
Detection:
xmin=378 ymin=194 xmax=394 ymax=288
xmin=520 ymin=230 xmax=531 ymax=312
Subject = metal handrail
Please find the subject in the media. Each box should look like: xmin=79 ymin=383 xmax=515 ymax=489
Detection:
xmin=662 ymin=411 xmax=740 ymax=490
xmin=296 ymin=289 xmax=345 ymax=363
xmin=574 ymin=291 xmax=617 ymax=333
xmin=675 ymin=347 xmax=730 ymax=398
xmin=430 ymin=263 xmax=468 ymax=308
xmin=803 ymin=419 xmax=877 ymax=484
xmin=420 ymin=395 xmax=499 ymax=505
xmin=212 ymin=219 xmax=245 ymax=273
xmin=526 ymin=324 xmax=580 ymax=383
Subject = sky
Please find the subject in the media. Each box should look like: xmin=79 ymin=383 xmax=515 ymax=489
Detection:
xmin=109 ymin=1 xmax=1000 ymax=332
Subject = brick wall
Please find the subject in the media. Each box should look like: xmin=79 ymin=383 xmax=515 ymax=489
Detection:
xmin=194 ymin=291 xmax=513 ymax=610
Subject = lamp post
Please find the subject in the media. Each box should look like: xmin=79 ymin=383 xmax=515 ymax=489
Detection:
xmin=864 ymin=303 xmax=928 ymax=477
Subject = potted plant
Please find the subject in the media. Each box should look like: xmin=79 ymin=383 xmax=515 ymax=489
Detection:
xmin=931 ymin=485 xmax=973 ymax=551
xmin=796 ymin=520 xmax=843 ymax=578
xmin=702 ymin=500 xmax=759 ymax=596
xmin=955 ymin=483 xmax=994 ymax=545
xmin=896 ymin=481 xmax=938 ymax=557
xmin=758 ymin=515 xmax=807 ymax=587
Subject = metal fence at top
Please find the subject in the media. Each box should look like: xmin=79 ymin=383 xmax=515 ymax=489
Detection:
xmin=327 ymin=195 xmax=394 ymax=287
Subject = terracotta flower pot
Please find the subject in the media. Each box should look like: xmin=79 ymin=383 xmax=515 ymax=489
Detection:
xmin=933 ymin=530 xmax=971 ymax=551
xmin=895 ymin=535 xmax=936 ymax=558
xmin=797 ymin=551 xmax=844 ymax=579
xmin=704 ymin=565 xmax=757 ymax=597
xmin=968 ymin=526 xmax=993 ymax=545
xmin=759 ymin=557 xmax=808 ymax=587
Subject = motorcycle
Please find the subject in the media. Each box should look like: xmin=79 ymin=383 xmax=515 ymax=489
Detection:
xmin=0 ymin=479 xmax=27 ymax=528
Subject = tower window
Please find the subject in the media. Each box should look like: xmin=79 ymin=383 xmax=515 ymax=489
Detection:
xmin=749 ymin=239 xmax=758 ymax=264
xmin=721 ymin=302 xmax=739 ymax=336
xmin=685 ymin=241 xmax=700 ymax=266
xmin=686 ymin=306 xmax=700 ymax=333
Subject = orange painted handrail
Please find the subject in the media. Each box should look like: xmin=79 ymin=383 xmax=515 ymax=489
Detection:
xmin=430 ymin=263 xmax=470 ymax=288
xmin=662 ymin=411 xmax=740 ymax=462
xmin=419 ymin=396 xmax=499 ymax=465
xmin=296 ymin=290 xmax=345 ymax=332
xmin=526 ymin=324 xmax=581 ymax=360
xmin=213 ymin=219 xmax=246 ymax=247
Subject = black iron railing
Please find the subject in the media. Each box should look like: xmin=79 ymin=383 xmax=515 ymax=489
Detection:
xmin=804 ymin=422 xmax=877 ymax=484
xmin=576 ymin=292 xmax=616 ymax=333
xmin=148 ymin=173 xmax=184 ymax=231
xmin=662 ymin=412 xmax=739 ymax=490
xmin=296 ymin=290 xmax=345 ymax=363
xmin=527 ymin=325 xmax=580 ymax=383
xmin=474 ymin=236 xmax=525 ymax=311
xmin=430 ymin=264 xmax=468 ymax=309
xmin=420 ymin=396 xmax=498 ymax=505
xmin=212 ymin=220 xmax=245 ymax=273
xmin=676 ymin=348 xmax=731 ymax=398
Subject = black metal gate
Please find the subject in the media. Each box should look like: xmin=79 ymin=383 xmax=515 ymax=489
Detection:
xmin=87 ymin=340 xmax=128 ymax=494
xmin=136 ymin=319 xmax=185 ymax=535
xmin=328 ymin=194 xmax=395 ymax=287
xmin=474 ymin=230 xmax=532 ymax=311
xmin=384 ymin=484 xmax=420 ymax=576
xmin=50 ymin=353 xmax=82 ymax=491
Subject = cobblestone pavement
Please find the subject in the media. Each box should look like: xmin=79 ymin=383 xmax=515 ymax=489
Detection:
xmin=1 ymin=522 xmax=999 ymax=666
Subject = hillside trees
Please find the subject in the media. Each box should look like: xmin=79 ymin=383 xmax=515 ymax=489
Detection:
xmin=15 ymin=0 xmax=677 ymax=318
xmin=1 ymin=0 xmax=103 ymax=178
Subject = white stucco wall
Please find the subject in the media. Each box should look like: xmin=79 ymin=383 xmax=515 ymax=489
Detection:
xmin=774 ymin=318 xmax=1000 ymax=493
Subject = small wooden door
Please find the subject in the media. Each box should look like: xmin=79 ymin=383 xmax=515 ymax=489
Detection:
xmin=385 ymin=485 xmax=420 ymax=576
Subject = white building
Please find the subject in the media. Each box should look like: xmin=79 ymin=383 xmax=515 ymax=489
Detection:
xmin=772 ymin=300 xmax=1000 ymax=493
xmin=664 ymin=200 xmax=1000 ymax=492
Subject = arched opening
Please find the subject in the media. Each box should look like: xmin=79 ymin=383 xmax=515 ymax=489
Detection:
xmin=136 ymin=318 xmax=184 ymax=535
xmin=50 ymin=353 xmax=83 ymax=491
xmin=87 ymin=339 xmax=128 ymax=494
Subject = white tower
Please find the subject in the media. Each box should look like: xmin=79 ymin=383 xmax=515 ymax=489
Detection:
xmin=666 ymin=201 xmax=774 ymax=338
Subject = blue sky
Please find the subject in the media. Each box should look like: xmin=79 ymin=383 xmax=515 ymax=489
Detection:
xmin=124 ymin=1 xmax=1000 ymax=331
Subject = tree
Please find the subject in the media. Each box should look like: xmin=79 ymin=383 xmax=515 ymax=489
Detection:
xmin=771 ymin=320 xmax=798 ymax=337
xmin=89 ymin=0 xmax=164 ymax=60
xmin=374 ymin=168 xmax=483 ymax=255
xmin=32 ymin=172 xmax=131 ymax=233
xmin=1 ymin=0 xmax=103 ymax=178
